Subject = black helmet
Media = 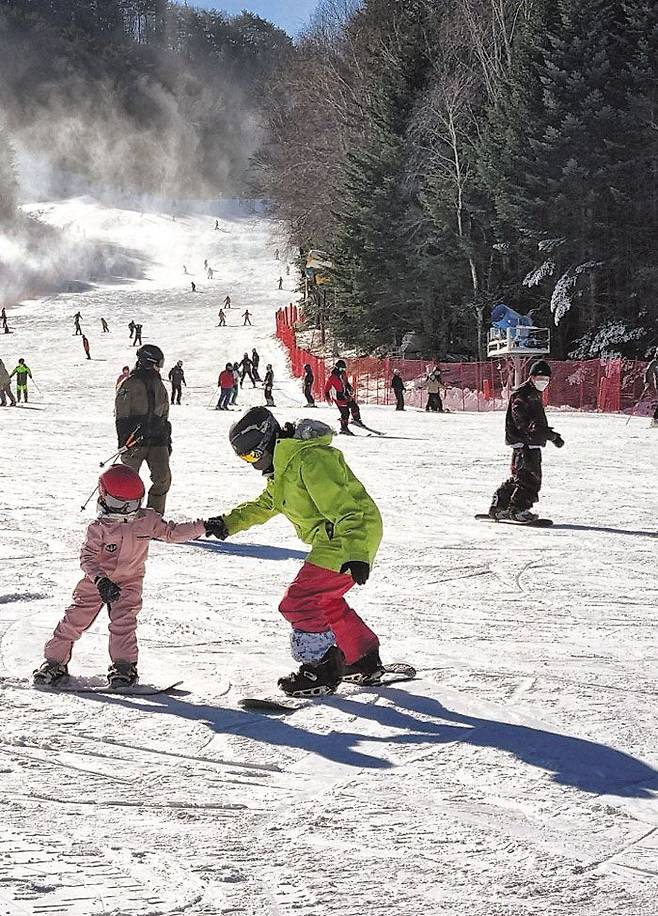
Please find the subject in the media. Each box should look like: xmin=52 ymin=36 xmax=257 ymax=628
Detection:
xmin=335 ymin=359 xmax=346 ymax=371
xmin=136 ymin=344 xmax=164 ymax=369
xmin=529 ymin=359 xmax=551 ymax=377
xmin=229 ymin=407 xmax=281 ymax=474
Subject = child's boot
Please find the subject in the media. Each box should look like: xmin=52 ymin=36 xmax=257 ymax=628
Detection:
xmin=108 ymin=660 xmax=138 ymax=688
xmin=33 ymin=660 xmax=69 ymax=686
xmin=278 ymin=646 xmax=344 ymax=697
xmin=343 ymin=649 xmax=385 ymax=685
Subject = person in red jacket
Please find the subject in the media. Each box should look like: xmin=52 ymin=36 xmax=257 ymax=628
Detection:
xmin=324 ymin=360 xmax=362 ymax=435
xmin=217 ymin=363 xmax=236 ymax=410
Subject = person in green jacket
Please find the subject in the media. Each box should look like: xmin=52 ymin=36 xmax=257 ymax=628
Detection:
xmin=204 ymin=407 xmax=384 ymax=697
xmin=10 ymin=358 xmax=32 ymax=402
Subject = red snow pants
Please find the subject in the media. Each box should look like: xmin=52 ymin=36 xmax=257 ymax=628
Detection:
xmin=278 ymin=562 xmax=379 ymax=664
xmin=44 ymin=577 xmax=144 ymax=664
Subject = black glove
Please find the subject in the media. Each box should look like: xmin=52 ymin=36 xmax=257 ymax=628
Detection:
xmin=552 ymin=433 xmax=565 ymax=448
xmin=205 ymin=516 xmax=229 ymax=540
xmin=340 ymin=560 xmax=370 ymax=585
xmin=95 ymin=576 xmax=121 ymax=603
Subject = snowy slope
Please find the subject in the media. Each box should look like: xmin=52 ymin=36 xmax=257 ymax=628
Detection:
xmin=0 ymin=197 xmax=656 ymax=916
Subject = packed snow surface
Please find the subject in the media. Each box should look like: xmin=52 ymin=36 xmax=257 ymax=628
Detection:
xmin=0 ymin=198 xmax=657 ymax=916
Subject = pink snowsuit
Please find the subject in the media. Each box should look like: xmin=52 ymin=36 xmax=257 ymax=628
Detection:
xmin=44 ymin=509 xmax=205 ymax=665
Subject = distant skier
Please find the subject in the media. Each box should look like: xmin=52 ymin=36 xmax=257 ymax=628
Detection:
xmin=274 ymin=248 xmax=279 ymax=260
xmin=82 ymin=335 xmax=91 ymax=360
xmin=204 ymin=259 xmax=208 ymax=269
xmin=223 ymin=295 xmax=231 ymax=309
xmin=10 ymin=358 xmax=32 ymax=403
xmin=73 ymin=312 xmax=82 ymax=335
xmin=324 ymin=360 xmax=362 ymax=435
xmin=101 ymin=318 xmax=110 ymax=333
xmin=203 ymin=408 xmax=384 ymax=696
xmin=286 ymin=265 xmax=290 ymax=276
xmin=240 ymin=353 xmax=256 ymax=388
xmin=207 ymin=267 xmax=214 ymax=280
xmin=115 ymin=344 xmax=172 ymax=514
xmin=278 ymin=277 xmax=283 ymax=290
xmin=191 ymin=282 xmax=196 ymax=293
xmin=644 ymin=348 xmax=658 ymax=427
xmin=133 ymin=324 xmax=143 ymax=346
xmin=214 ymin=219 xmax=219 ymax=230
xmin=116 ymin=365 xmax=130 ymax=390
xmin=32 ymin=464 xmax=208 ymax=689
xmin=183 ymin=265 xmax=188 ymax=275
xmin=128 ymin=320 xmax=135 ymax=340
xmin=242 ymin=309 xmax=252 ymax=326
xmin=0 ymin=358 xmax=16 ymax=406
xmin=217 ymin=309 xmax=226 ymax=327
xmin=251 ymin=348 xmax=261 ymax=382
xmin=488 ymin=360 xmax=564 ymax=523
xmin=231 ymin=362 xmax=240 ymax=405
xmin=303 ymin=364 xmax=315 ymax=406
xmin=424 ymin=369 xmax=443 ymax=413
xmin=2 ymin=314 xmax=9 ymax=334
xmin=263 ymin=364 xmax=275 ymax=406
xmin=391 ymin=369 xmax=406 ymax=410
xmin=168 ymin=360 xmax=186 ymax=405
xmin=216 ymin=363 xmax=236 ymax=410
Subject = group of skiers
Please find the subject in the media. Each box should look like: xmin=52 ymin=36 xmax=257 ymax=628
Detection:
xmin=71 ymin=312 xmax=111 ymax=360
xmin=128 ymin=321 xmax=143 ymax=346
xmin=390 ymin=366 xmax=444 ymax=412
xmin=215 ymin=349 xmax=275 ymax=409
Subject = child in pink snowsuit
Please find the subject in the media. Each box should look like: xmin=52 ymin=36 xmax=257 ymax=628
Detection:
xmin=35 ymin=465 xmax=207 ymax=688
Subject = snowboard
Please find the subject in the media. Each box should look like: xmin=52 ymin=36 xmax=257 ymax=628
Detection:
xmin=239 ymin=663 xmax=416 ymax=714
xmin=18 ymin=677 xmax=184 ymax=696
xmin=475 ymin=513 xmax=553 ymax=527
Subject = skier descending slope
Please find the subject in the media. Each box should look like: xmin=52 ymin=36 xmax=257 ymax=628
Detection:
xmin=488 ymin=360 xmax=564 ymax=522
xmin=205 ymin=408 xmax=385 ymax=696
xmin=324 ymin=360 xmax=362 ymax=434
xmin=33 ymin=465 xmax=209 ymax=689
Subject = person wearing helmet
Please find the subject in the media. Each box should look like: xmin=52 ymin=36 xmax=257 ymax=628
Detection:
xmin=9 ymin=358 xmax=32 ymax=403
xmin=391 ymin=369 xmax=406 ymax=411
xmin=167 ymin=360 xmax=186 ymax=405
xmin=324 ymin=359 xmax=362 ymax=434
xmin=204 ymin=407 xmax=384 ymax=697
xmin=488 ymin=359 xmax=564 ymax=522
xmin=303 ymin=364 xmax=315 ymax=406
xmin=263 ymin=364 xmax=275 ymax=406
xmin=217 ymin=363 xmax=236 ymax=410
xmin=115 ymin=344 xmax=172 ymax=513
xmin=33 ymin=465 xmax=212 ymax=689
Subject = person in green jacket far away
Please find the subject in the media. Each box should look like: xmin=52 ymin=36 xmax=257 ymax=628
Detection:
xmin=204 ymin=407 xmax=384 ymax=697
xmin=10 ymin=358 xmax=33 ymax=403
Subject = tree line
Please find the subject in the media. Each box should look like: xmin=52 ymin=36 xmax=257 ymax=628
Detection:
xmin=257 ymin=0 xmax=658 ymax=360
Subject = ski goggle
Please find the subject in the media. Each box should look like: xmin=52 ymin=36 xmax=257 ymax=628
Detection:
xmin=239 ymin=448 xmax=265 ymax=464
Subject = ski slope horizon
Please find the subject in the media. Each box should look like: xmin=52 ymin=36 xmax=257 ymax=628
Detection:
xmin=0 ymin=197 xmax=656 ymax=916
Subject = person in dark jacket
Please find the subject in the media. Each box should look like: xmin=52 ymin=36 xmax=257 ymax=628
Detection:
xmin=82 ymin=335 xmax=91 ymax=360
xmin=115 ymin=344 xmax=172 ymax=514
xmin=263 ymin=364 xmax=275 ymax=406
xmin=489 ymin=360 xmax=564 ymax=522
xmin=168 ymin=360 xmax=186 ymax=405
xmin=303 ymin=364 xmax=315 ymax=406
xmin=251 ymin=348 xmax=261 ymax=382
xmin=391 ymin=370 xmax=406 ymax=410
xmin=239 ymin=353 xmax=256 ymax=387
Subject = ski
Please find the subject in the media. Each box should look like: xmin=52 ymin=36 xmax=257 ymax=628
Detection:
xmin=239 ymin=663 xmax=416 ymax=715
xmin=475 ymin=513 xmax=553 ymax=527
xmin=350 ymin=420 xmax=386 ymax=436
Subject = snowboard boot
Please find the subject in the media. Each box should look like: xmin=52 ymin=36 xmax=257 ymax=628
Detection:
xmin=343 ymin=649 xmax=385 ymax=685
xmin=650 ymin=418 xmax=658 ymax=428
xmin=33 ymin=660 xmax=69 ymax=687
xmin=501 ymin=508 xmax=538 ymax=522
xmin=107 ymin=660 xmax=138 ymax=688
xmin=277 ymin=646 xmax=345 ymax=697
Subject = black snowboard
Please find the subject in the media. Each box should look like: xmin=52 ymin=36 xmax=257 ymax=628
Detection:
xmin=475 ymin=513 xmax=553 ymax=527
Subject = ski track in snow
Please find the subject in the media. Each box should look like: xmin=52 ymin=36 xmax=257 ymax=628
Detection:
xmin=0 ymin=197 xmax=656 ymax=915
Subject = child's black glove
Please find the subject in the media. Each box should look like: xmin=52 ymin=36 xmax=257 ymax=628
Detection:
xmin=205 ymin=517 xmax=229 ymax=540
xmin=95 ymin=576 xmax=121 ymax=603
xmin=340 ymin=560 xmax=370 ymax=585
xmin=552 ymin=432 xmax=565 ymax=448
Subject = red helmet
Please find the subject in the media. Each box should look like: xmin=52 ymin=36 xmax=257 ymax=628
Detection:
xmin=98 ymin=465 xmax=145 ymax=514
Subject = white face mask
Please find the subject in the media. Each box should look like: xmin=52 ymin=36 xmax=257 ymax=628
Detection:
xmin=533 ymin=377 xmax=550 ymax=391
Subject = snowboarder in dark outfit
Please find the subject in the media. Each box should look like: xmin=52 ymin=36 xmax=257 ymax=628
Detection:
xmin=251 ymin=348 xmax=261 ymax=382
xmin=242 ymin=310 xmax=252 ymax=326
xmin=217 ymin=309 xmax=226 ymax=326
xmin=191 ymin=282 xmax=196 ymax=293
xmin=204 ymin=408 xmax=384 ymax=696
xmin=129 ymin=320 xmax=135 ymax=340
xmin=240 ymin=353 xmax=256 ymax=388
xmin=303 ymin=364 xmax=315 ymax=406
xmin=82 ymin=335 xmax=91 ymax=360
xmin=74 ymin=313 xmax=82 ymax=335
xmin=264 ymin=364 xmax=275 ymax=406
xmin=101 ymin=318 xmax=110 ymax=333
xmin=168 ymin=360 xmax=186 ymax=405
xmin=489 ymin=360 xmax=564 ymax=522
xmin=133 ymin=324 xmax=143 ymax=346
xmin=391 ymin=370 xmax=406 ymax=410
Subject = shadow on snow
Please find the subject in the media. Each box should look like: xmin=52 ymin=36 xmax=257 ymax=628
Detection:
xmin=189 ymin=540 xmax=308 ymax=561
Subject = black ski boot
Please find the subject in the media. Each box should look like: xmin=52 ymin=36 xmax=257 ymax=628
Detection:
xmin=107 ymin=661 xmax=138 ymax=688
xmin=343 ymin=649 xmax=385 ymax=685
xmin=277 ymin=646 xmax=344 ymax=697
xmin=339 ymin=427 xmax=354 ymax=436
xmin=33 ymin=660 xmax=69 ymax=687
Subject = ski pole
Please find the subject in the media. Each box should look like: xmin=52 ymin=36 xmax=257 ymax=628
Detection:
xmin=207 ymin=387 xmax=219 ymax=408
xmin=99 ymin=428 xmax=142 ymax=467
xmin=31 ymin=379 xmax=42 ymax=394
xmin=626 ymin=384 xmax=649 ymax=425
xmin=81 ymin=483 xmax=99 ymax=512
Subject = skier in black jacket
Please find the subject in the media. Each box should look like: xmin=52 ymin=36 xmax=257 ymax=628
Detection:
xmin=303 ymin=364 xmax=315 ymax=406
xmin=391 ymin=370 xmax=406 ymax=410
xmin=489 ymin=360 xmax=564 ymax=522
xmin=168 ymin=361 xmax=186 ymax=405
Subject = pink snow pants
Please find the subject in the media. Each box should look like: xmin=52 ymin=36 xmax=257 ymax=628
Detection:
xmin=278 ymin=562 xmax=379 ymax=665
xmin=44 ymin=577 xmax=143 ymax=665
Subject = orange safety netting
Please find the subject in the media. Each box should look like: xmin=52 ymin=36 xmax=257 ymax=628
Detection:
xmin=275 ymin=308 xmax=651 ymax=414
